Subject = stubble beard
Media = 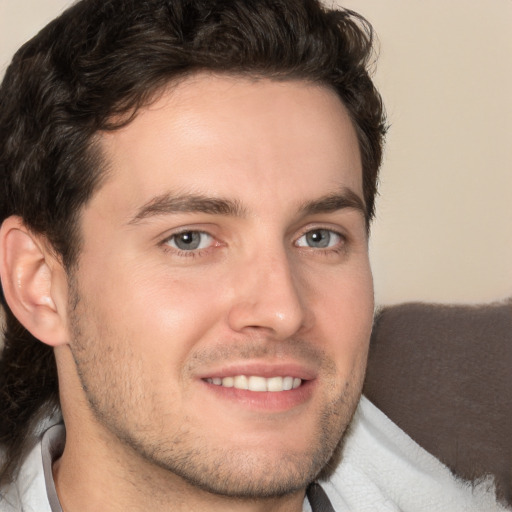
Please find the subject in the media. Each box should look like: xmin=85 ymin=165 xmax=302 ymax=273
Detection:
xmin=67 ymin=285 xmax=364 ymax=500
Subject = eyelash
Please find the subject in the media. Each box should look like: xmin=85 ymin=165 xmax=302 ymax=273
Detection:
xmin=160 ymin=227 xmax=347 ymax=258
xmin=160 ymin=230 xmax=217 ymax=258
xmin=294 ymin=227 xmax=347 ymax=256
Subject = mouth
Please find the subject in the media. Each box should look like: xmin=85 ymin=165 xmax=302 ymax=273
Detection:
xmin=204 ymin=375 xmax=303 ymax=392
xmin=197 ymin=362 xmax=316 ymax=411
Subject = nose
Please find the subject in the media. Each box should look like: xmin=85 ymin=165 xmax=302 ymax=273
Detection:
xmin=227 ymin=248 xmax=312 ymax=340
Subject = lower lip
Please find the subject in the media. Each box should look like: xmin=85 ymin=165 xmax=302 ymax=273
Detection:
xmin=201 ymin=379 xmax=316 ymax=412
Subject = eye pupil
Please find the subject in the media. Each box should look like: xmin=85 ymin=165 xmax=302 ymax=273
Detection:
xmin=181 ymin=233 xmax=193 ymax=244
xmin=306 ymin=229 xmax=330 ymax=248
xmin=175 ymin=231 xmax=201 ymax=250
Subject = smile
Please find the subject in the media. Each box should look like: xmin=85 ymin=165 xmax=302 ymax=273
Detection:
xmin=204 ymin=375 xmax=302 ymax=392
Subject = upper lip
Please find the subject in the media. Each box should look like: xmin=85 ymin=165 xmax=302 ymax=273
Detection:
xmin=195 ymin=361 xmax=317 ymax=381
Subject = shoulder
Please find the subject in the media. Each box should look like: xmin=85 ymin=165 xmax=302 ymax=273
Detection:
xmin=0 ymin=441 xmax=45 ymax=511
xmin=0 ymin=420 xmax=63 ymax=512
xmin=322 ymin=397 xmax=509 ymax=512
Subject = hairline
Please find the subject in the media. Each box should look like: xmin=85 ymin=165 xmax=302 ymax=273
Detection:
xmin=64 ymin=71 xmax=367 ymax=270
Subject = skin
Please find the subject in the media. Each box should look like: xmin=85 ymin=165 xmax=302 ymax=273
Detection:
xmin=1 ymin=74 xmax=374 ymax=512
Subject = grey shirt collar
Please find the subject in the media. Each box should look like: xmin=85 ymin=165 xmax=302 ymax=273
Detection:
xmin=41 ymin=424 xmax=64 ymax=512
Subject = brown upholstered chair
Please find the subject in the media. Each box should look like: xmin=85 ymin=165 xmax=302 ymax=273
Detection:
xmin=364 ymin=299 xmax=512 ymax=507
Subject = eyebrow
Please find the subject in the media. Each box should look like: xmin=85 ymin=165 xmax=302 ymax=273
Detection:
xmin=128 ymin=187 xmax=366 ymax=225
xmin=299 ymin=188 xmax=367 ymax=218
xmin=128 ymin=193 xmax=247 ymax=224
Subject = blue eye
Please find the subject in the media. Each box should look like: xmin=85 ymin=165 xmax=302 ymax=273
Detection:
xmin=167 ymin=231 xmax=213 ymax=251
xmin=296 ymin=229 xmax=341 ymax=249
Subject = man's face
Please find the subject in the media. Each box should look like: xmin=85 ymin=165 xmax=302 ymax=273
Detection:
xmin=65 ymin=74 xmax=374 ymax=498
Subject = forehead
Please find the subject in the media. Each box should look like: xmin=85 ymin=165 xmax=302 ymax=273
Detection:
xmin=92 ymin=74 xmax=363 ymax=219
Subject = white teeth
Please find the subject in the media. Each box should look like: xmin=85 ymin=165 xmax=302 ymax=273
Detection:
xmin=267 ymin=376 xmax=283 ymax=392
xmin=283 ymin=376 xmax=294 ymax=391
xmin=233 ymin=375 xmax=249 ymax=390
xmin=207 ymin=375 xmax=302 ymax=392
xmin=221 ymin=377 xmax=234 ymax=388
xmin=248 ymin=376 xmax=267 ymax=392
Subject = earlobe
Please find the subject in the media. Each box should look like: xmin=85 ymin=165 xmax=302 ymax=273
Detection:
xmin=0 ymin=216 xmax=70 ymax=347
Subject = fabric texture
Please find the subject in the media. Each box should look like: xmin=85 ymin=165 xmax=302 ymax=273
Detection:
xmin=364 ymin=299 xmax=512 ymax=504
xmin=1 ymin=396 xmax=508 ymax=511
xmin=322 ymin=396 xmax=508 ymax=511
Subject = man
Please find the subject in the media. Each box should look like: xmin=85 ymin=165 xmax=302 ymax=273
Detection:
xmin=0 ymin=1 xmax=506 ymax=511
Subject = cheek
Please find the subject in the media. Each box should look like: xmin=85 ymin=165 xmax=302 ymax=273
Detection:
xmin=77 ymin=256 xmax=229 ymax=370
xmin=312 ymin=263 xmax=374 ymax=364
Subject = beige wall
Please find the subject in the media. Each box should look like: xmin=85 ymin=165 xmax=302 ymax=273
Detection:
xmin=1 ymin=0 xmax=511 ymax=306
xmin=339 ymin=0 xmax=512 ymax=305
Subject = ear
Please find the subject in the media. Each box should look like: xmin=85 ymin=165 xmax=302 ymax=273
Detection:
xmin=0 ymin=216 xmax=70 ymax=347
